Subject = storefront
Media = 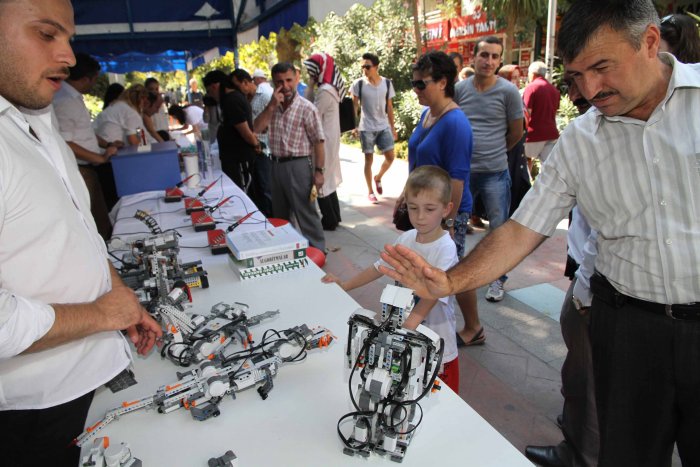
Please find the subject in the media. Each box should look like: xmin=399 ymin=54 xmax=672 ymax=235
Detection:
xmin=423 ymin=9 xmax=536 ymax=73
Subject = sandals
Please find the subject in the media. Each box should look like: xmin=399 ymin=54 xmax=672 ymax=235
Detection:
xmin=456 ymin=327 xmax=486 ymax=347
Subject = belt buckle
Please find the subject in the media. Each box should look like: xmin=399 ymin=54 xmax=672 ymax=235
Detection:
xmin=665 ymin=304 xmax=676 ymax=320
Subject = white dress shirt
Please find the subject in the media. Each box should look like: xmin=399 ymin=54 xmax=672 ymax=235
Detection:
xmin=52 ymin=81 xmax=101 ymax=165
xmin=568 ymin=207 xmax=598 ymax=307
xmin=94 ymin=100 xmax=143 ymax=144
xmin=512 ymin=54 xmax=700 ymax=304
xmin=0 ymin=96 xmax=131 ymax=410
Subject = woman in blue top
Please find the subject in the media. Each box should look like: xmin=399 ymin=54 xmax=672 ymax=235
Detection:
xmin=406 ymin=51 xmax=473 ymax=257
xmin=403 ymin=51 xmax=485 ymax=347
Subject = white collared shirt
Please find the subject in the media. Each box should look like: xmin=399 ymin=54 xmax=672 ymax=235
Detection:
xmin=52 ymin=81 xmax=101 ymax=165
xmin=94 ymin=100 xmax=143 ymax=144
xmin=512 ymin=54 xmax=700 ymax=304
xmin=513 ymin=54 xmax=700 ymax=304
xmin=0 ymin=96 xmax=131 ymax=410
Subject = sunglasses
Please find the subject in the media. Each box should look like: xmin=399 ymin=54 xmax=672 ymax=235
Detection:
xmin=361 ymin=64 xmax=373 ymax=70
xmin=411 ymin=79 xmax=435 ymax=90
xmin=661 ymin=14 xmax=676 ymax=26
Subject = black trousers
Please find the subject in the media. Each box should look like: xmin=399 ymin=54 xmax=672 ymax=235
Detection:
xmin=0 ymin=390 xmax=95 ymax=467
xmin=590 ymin=274 xmax=700 ymax=467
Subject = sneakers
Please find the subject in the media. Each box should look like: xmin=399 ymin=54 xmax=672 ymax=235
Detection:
xmin=374 ymin=177 xmax=383 ymax=195
xmin=368 ymin=193 xmax=378 ymax=204
xmin=485 ymin=279 xmax=505 ymax=302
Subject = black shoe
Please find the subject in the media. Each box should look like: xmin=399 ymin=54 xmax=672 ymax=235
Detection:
xmin=525 ymin=445 xmax=567 ymax=466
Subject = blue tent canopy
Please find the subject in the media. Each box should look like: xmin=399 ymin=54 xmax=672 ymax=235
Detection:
xmin=71 ymin=0 xmax=310 ymax=73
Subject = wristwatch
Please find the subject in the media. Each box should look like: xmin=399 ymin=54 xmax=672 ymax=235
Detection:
xmin=314 ymin=167 xmax=325 ymax=174
xmin=444 ymin=218 xmax=454 ymax=228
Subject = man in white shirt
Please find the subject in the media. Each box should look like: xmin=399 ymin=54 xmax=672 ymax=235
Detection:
xmin=53 ymin=52 xmax=117 ymax=239
xmin=253 ymin=68 xmax=274 ymax=94
xmin=0 ymin=1 xmax=162 ymax=466
xmin=381 ymin=1 xmax=700 ymax=465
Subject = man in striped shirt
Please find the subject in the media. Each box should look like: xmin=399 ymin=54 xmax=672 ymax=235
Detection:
xmin=254 ymin=62 xmax=326 ymax=252
xmin=380 ymin=1 xmax=700 ymax=465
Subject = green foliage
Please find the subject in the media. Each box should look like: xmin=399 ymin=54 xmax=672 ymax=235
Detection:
xmin=83 ymin=94 xmax=105 ymax=120
xmin=191 ymin=53 xmax=234 ymax=82
xmin=307 ymin=0 xmax=416 ymax=94
xmin=480 ymin=0 xmax=547 ymax=21
xmin=393 ymin=89 xmax=423 ymax=141
xmin=125 ymin=70 xmax=187 ymax=92
xmin=238 ymin=33 xmax=278 ymax=75
xmin=556 ymin=93 xmax=578 ymax=132
xmin=394 ymin=139 xmax=409 ymax=160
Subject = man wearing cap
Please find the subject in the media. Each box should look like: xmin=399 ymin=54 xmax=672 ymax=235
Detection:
xmin=523 ymin=61 xmax=560 ymax=171
xmin=252 ymin=69 xmax=274 ymax=94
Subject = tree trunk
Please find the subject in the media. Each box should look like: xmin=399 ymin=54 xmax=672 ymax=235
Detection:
xmin=504 ymin=14 xmax=517 ymax=65
xmin=411 ymin=0 xmax=423 ymax=59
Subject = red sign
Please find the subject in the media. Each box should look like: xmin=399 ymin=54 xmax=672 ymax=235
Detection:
xmin=424 ymin=20 xmax=449 ymax=46
xmin=449 ymin=12 xmax=499 ymax=41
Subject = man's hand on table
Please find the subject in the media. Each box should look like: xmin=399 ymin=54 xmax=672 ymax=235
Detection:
xmin=95 ymin=286 xmax=163 ymax=355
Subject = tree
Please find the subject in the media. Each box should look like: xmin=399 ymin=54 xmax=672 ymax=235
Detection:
xmin=308 ymin=0 xmax=416 ymax=92
xmin=480 ymin=0 xmax=547 ymax=61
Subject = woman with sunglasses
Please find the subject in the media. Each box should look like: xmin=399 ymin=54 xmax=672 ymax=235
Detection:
xmin=401 ymin=51 xmax=482 ymax=348
xmin=659 ymin=13 xmax=700 ymax=63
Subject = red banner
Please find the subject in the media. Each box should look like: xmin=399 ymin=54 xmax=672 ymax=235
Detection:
xmin=449 ymin=12 xmax=499 ymax=41
xmin=424 ymin=20 xmax=449 ymax=46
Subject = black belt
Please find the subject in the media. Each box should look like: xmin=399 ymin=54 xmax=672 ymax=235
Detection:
xmin=270 ymin=155 xmax=309 ymax=163
xmin=591 ymin=272 xmax=700 ymax=320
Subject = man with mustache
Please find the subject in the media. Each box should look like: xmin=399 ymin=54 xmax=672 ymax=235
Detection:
xmin=0 ymin=1 xmax=161 ymax=465
xmin=381 ymin=0 xmax=700 ymax=465
xmin=254 ymin=62 xmax=327 ymax=252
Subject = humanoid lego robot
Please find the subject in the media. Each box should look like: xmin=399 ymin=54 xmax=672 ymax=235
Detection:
xmin=341 ymin=284 xmax=444 ymax=462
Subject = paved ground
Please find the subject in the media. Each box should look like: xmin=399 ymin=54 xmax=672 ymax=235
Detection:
xmin=321 ymin=144 xmax=567 ymax=458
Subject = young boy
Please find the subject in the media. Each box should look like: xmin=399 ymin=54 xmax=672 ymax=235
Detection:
xmin=322 ymin=165 xmax=460 ymax=392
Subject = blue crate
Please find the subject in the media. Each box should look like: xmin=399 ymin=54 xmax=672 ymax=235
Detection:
xmin=111 ymin=141 xmax=182 ymax=196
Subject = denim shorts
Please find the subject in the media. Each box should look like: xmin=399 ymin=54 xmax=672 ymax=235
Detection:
xmin=360 ymin=128 xmax=394 ymax=154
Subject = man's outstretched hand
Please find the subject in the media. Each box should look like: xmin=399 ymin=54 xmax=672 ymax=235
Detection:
xmin=378 ymin=244 xmax=453 ymax=300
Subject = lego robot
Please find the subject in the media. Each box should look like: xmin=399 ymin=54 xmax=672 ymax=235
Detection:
xmin=74 ymin=324 xmax=334 ymax=448
xmin=340 ymin=284 xmax=444 ymax=462
xmin=157 ymin=298 xmax=280 ymax=367
xmin=116 ymin=231 xmax=209 ymax=306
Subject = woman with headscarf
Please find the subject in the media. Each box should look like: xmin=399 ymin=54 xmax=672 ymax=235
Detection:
xmin=303 ymin=52 xmax=345 ymax=231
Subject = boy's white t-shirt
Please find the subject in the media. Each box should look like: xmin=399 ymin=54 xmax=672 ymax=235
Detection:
xmin=375 ymin=229 xmax=459 ymax=364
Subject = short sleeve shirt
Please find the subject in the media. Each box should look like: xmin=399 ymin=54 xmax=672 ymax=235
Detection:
xmin=217 ymin=89 xmax=255 ymax=163
xmin=408 ymin=109 xmax=473 ymax=214
xmin=454 ymin=77 xmax=523 ymax=173
xmin=350 ymin=77 xmax=395 ymax=132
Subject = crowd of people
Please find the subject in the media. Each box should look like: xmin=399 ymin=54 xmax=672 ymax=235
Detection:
xmin=0 ymin=0 xmax=699 ymax=466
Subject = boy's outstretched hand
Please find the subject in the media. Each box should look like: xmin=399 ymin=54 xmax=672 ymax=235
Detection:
xmin=321 ymin=273 xmax=341 ymax=285
xmin=378 ymin=244 xmax=452 ymax=300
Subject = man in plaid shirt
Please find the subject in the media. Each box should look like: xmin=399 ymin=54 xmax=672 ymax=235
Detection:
xmin=254 ymin=62 xmax=327 ymax=251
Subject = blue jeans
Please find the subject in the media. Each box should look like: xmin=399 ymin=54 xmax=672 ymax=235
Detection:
xmin=470 ymin=169 xmax=511 ymax=282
